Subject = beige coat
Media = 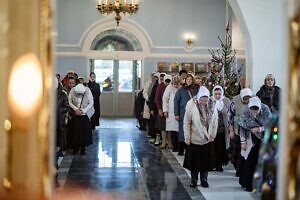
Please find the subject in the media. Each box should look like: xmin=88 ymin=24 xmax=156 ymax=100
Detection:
xmin=162 ymin=84 xmax=179 ymax=131
xmin=184 ymin=98 xmax=218 ymax=145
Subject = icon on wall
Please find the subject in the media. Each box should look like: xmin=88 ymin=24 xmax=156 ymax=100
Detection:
xmin=181 ymin=63 xmax=194 ymax=73
xmin=195 ymin=63 xmax=208 ymax=73
xmin=157 ymin=62 xmax=170 ymax=72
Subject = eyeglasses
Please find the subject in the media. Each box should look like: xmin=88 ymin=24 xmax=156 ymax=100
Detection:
xmin=266 ymin=78 xmax=274 ymax=81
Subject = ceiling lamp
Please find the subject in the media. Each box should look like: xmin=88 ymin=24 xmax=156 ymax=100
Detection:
xmin=97 ymin=0 xmax=140 ymax=26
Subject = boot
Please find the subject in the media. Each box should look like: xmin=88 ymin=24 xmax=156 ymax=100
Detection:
xmin=154 ymin=134 xmax=161 ymax=146
xmin=160 ymin=131 xmax=167 ymax=148
xmin=190 ymin=171 xmax=198 ymax=188
xmin=178 ymin=142 xmax=185 ymax=155
xmin=171 ymin=131 xmax=178 ymax=152
xmin=200 ymin=172 xmax=209 ymax=188
xmin=166 ymin=132 xmax=173 ymax=149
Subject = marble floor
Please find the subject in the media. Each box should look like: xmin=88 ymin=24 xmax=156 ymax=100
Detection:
xmin=53 ymin=118 xmax=256 ymax=200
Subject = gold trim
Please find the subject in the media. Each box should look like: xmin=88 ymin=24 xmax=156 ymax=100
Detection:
xmin=287 ymin=8 xmax=300 ymax=200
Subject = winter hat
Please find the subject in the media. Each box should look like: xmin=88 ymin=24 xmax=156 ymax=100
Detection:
xmin=74 ymin=83 xmax=86 ymax=94
xmin=153 ymin=72 xmax=160 ymax=78
xmin=164 ymin=75 xmax=172 ymax=81
xmin=240 ymin=88 xmax=252 ymax=99
xmin=197 ymin=86 xmax=210 ymax=100
xmin=67 ymin=70 xmax=74 ymax=74
xmin=248 ymin=96 xmax=261 ymax=110
xmin=160 ymin=72 xmax=166 ymax=77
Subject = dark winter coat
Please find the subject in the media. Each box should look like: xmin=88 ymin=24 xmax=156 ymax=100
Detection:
xmin=56 ymin=86 xmax=69 ymax=149
xmin=148 ymin=81 xmax=158 ymax=113
xmin=135 ymin=90 xmax=145 ymax=120
xmin=154 ymin=83 xmax=167 ymax=111
xmin=88 ymin=80 xmax=101 ymax=127
xmin=173 ymin=85 xmax=198 ymax=142
xmin=256 ymin=85 xmax=280 ymax=112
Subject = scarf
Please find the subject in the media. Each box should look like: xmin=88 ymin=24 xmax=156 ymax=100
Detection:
xmin=212 ymin=85 xmax=224 ymax=111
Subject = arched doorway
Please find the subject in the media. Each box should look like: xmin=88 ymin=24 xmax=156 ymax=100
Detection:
xmin=89 ymin=29 xmax=143 ymax=117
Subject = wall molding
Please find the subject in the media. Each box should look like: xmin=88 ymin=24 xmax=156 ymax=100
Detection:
xmin=55 ymin=15 xmax=246 ymax=60
xmin=55 ymin=16 xmax=246 ymax=54
xmin=55 ymin=51 xmax=246 ymax=60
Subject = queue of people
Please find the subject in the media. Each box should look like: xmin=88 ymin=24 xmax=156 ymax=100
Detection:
xmin=134 ymin=72 xmax=280 ymax=191
xmin=54 ymin=71 xmax=101 ymax=184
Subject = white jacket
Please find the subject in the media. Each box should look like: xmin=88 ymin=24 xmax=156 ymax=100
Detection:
xmin=68 ymin=86 xmax=94 ymax=116
xmin=162 ymin=84 xmax=179 ymax=131
xmin=184 ymin=99 xmax=218 ymax=145
xmin=142 ymin=79 xmax=152 ymax=119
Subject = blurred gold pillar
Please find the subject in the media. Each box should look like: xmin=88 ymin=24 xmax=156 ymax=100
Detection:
xmin=0 ymin=0 xmax=54 ymax=199
xmin=283 ymin=0 xmax=300 ymax=199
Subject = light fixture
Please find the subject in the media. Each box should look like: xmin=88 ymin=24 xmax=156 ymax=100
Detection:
xmin=96 ymin=0 xmax=140 ymax=26
xmin=8 ymin=53 xmax=43 ymax=118
xmin=183 ymin=33 xmax=196 ymax=50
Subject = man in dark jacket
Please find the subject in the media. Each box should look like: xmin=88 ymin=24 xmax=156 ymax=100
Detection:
xmin=88 ymin=72 xmax=101 ymax=130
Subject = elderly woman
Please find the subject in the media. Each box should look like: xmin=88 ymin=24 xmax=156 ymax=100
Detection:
xmin=183 ymin=86 xmax=218 ymax=188
xmin=211 ymin=85 xmax=231 ymax=171
xmin=228 ymin=88 xmax=253 ymax=177
xmin=162 ymin=75 xmax=181 ymax=151
xmin=239 ymin=96 xmax=270 ymax=192
xmin=174 ymin=74 xmax=197 ymax=155
xmin=256 ymin=74 xmax=281 ymax=113
xmin=68 ymin=83 xmax=94 ymax=155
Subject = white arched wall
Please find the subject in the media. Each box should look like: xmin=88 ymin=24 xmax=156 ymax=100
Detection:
xmin=228 ymin=1 xmax=288 ymax=200
xmin=228 ymin=0 xmax=287 ymax=94
xmin=81 ymin=17 xmax=151 ymax=59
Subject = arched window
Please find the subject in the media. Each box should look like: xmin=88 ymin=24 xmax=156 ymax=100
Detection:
xmin=90 ymin=29 xmax=142 ymax=51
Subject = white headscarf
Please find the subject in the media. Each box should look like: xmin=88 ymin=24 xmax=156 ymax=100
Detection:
xmin=248 ymin=96 xmax=262 ymax=111
xmin=240 ymin=88 xmax=252 ymax=100
xmin=164 ymin=74 xmax=172 ymax=82
xmin=197 ymin=86 xmax=210 ymax=100
xmin=74 ymin=83 xmax=86 ymax=94
xmin=212 ymin=85 xmax=224 ymax=111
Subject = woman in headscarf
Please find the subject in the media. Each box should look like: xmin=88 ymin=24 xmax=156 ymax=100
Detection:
xmin=163 ymin=75 xmax=181 ymax=152
xmin=174 ymin=74 xmax=197 ymax=155
xmin=68 ymin=83 xmax=94 ymax=154
xmin=239 ymin=96 xmax=270 ymax=191
xmin=155 ymin=74 xmax=172 ymax=148
xmin=183 ymin=86 xmax=218 ymax=188
xmin=211 ymin=85 xmax=231 ymax=171
xmin=256 ymin=74 xmax=281 ymax=113
xmin=228 ymin=88 xmax=253 ymax=177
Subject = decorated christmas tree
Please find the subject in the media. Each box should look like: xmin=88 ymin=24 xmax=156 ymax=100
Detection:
xmin=205 ymin=22 xmax=240 ymax=99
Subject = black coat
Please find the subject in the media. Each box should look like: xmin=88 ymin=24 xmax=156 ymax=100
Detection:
xmin=56 ymin=86 xmax=69 ymax=148
xmin=256 ymin=85 xmax=280 ymax=112
xmin=88 ymin=81 xmax=101 ymax=127
xmin=135 ymin=90 xmax=145 ymax=120
xmin=148 ymin=81 xmax=158 ymax=114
